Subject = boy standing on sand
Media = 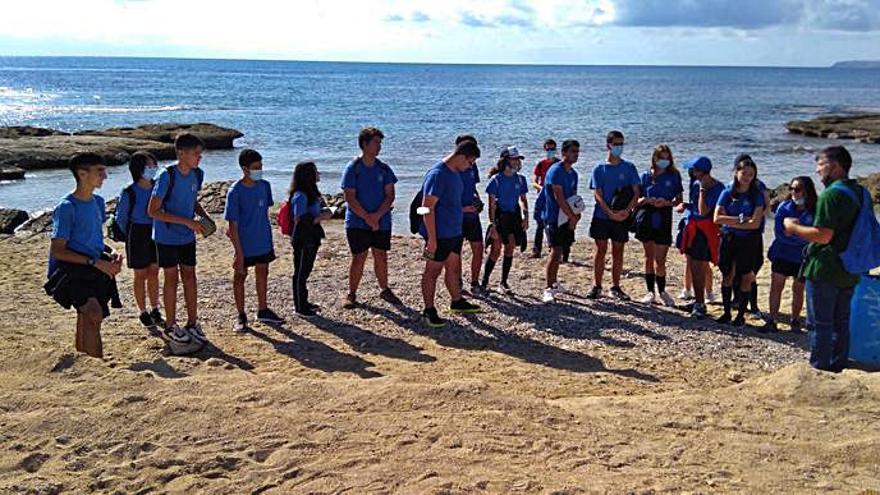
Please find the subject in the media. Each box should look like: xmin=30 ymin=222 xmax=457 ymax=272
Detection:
xmin=531 ymin=138 xmax=564 ymax=260
xmin=541 ymin=140 xmax=581 ymax=304
xmin=46 ymin=153 xmax=123 ymax=358
xmin=148 ymin=133 xmax=210 ymax=347
xmin=340 ymin=127 xmax=402 ymax=309
xmin=587 ymin=130 xmax=641 ymax=301
xmin=456 ymin=134 xmax=486 ymax=296
xmin=420 ymin=140 xmax=483 ymax=328
xmin=225 ymin=148 xmax=285 ymax=332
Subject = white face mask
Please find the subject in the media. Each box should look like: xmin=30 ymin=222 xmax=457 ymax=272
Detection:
xmin=142 ymin=167 xmax=157 ymax=180
xmin=794 ymin=196 xmax=805 ymax=206
xmin=656 ymin=159 xmax=671 ymax=170
xmin=249 ymin=169 xmax=264 ymax=181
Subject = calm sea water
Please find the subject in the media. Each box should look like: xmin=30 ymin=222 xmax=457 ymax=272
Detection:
xmin=2 ymin=56 xmax=880 ymax=230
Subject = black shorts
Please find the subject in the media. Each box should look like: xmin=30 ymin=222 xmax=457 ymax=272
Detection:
xmin=346 ymin=228 xmax=392 ymax=255
xmin=495 ymin=211 xmax=522 ymax=239
xmin=157 ymin=242 xmax=197 ymax=268
xmin=244 ymin=250 xmax=276 ymax=267
xmin=719 ymin=233 xmax=763 ymax=276
xmin=634 ymin=207 xmax=673 ymax=246
xmin=462 ymin=214 xmax=483 ymax=243
xmin=684 ymin=228 xmax=712 ymax=262
xmin=545 ymin=224 xmax=575 ymax=249
xmin=772 ymin=259 xmax=803 ymax=279
xmin=589 ymin=218 xmax=630 ymax=243
xmin=126 ymin=223 xmax=158 ymax=269
xmin=427 ymin=236 xmax=463 ymax=263
xmin=636 ymin=227 xmax=673 ymax=246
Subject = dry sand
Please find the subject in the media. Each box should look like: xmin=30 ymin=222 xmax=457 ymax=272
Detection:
xmin=1 ymin=223 xmax=879 ymax=494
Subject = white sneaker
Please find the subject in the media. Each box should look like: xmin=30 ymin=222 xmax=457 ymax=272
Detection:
xmin=706 ymin=291 xmax=717 ymax=304
xmin=639 ymin=292 xmax=656 ymax=304
xmin=162 ymin=324 xmax=191 ymax=345
xmin=679 ymin=288 xmax=694 ymax=301
xmin=658 ymin=291 xmax=676 ymax=307
xmin=542 ymin=288 xmax=556 ymax=303
xmin=552 ymin=282 xmax=567 ymax=294
xmin=185 ymin=322 xmax=207 ymax=344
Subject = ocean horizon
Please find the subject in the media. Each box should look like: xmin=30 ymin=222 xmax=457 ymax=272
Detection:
xmin=2 ymin=56 xmax=879 ymax=229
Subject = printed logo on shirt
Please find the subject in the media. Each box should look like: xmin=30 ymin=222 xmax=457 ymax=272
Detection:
xmin=619 ymin=173 xmax=625 ymax=181
xmin=665 ymin=180 xmax=672 ymax=188
xmin=378 ymin=174 xmax=384 ymax=183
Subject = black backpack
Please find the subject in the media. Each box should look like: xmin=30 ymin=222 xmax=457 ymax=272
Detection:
xmin=409 ymin=190 xmax=424 ymax=235
xmin=108 ymin=185 xmax=136 ymax=242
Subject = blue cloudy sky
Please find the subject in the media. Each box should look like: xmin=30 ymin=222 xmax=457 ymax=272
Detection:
xmin=0 ymin=0 xmax=878 ymax=66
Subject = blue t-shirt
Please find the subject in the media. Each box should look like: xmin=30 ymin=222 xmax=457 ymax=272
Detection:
xmin=460 ymin=165 xmax=480 ymax=217
xmin=49 ymin=193 xmax=106 ymax=276
xmin=340 ymin=158 xmax=398 ymax=231
xmin=151 ymin=165 xmax=202 ymax=246
xmin=717 ymin=185 xmax=767 ymax=236
xmin=686 ymin=179 xmax=725 ymax=222
xmin=640 ymin=170 xmax=683 ymax=229
xmin=114 ymin=182 xmax=154 ymax=230
xmin=486 ymin=172 xmax=528 ymax=213
xmin=589 ymin=160 xmax=640 ymax=220
xmin=541 ymin=163 xmax=578 ymax=224
xmin=769 ymin=199 xmax=814 ymax=264
xmin=224 ymin=179 xmax=274 ymax=258
xmin=291 ymin=191 xmax=322 ymax=219
xmin=419 ymin=161 xmax=463 ymax=240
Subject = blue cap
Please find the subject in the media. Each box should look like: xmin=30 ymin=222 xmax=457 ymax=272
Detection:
xmin=683 ymin=156 xmax=712 ymax=172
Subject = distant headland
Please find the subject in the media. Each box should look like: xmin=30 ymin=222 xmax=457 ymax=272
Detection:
xmin=832 ymin=60 xmax=880 ymax=69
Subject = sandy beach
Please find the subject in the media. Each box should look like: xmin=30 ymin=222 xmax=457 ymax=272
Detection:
xmin=2 ymin=223 xmax=879 ymax=494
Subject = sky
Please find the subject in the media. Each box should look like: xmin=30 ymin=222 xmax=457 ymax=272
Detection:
xmin=0 ymin=0 xmax=879 ymax=66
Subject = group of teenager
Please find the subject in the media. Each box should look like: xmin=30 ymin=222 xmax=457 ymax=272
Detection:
xmin=45 ymin=128 xmax=870 ymax=373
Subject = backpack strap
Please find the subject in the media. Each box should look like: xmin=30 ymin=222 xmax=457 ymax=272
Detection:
xmin=829 ymin=182 xmax=862 ymax=207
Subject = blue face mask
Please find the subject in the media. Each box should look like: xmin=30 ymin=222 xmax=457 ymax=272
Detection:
xmin=656 ymin=159 xmax=671 ymax=170
xmin=142 ymin=167 xmax=157 ymax=180
xmin=249 ymin=169 xmax=263 ymax=181
xmin=610 ymin=145 xmax=624 ymax=158
xmin=546 ymin=150 xmax=557 ymax=159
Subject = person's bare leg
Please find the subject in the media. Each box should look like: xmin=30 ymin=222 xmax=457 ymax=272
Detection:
xmin=371 ymin=248 xmax=390 ymax=290
xmin=594 ymin=240 xmax=608 ymax=288
xmin=133 ymin=269 xmax=148 ymax=313
xmin=180 ymin=265 xmax=198 ymax=326
xmin=546 ymin=246 xmax=561 ymax=288
xmin=146 ymin=264 xmax=160 ymax=309
xmin=348 ymin=252 xmax=369 ymax=296
xmin=611 ymin=240 xmax=625 ymax=287
xmin=792 ymin=278 xmax=806 ymax=321
xmin=255 ymin=263 xmax=269 ymax=311
xmin=470 ymin=241 xmax=483 ymax=286
xmin=421 ymin=261 xmax=443 ymax=308
xmin=443 ymin=253 xmax=463 ymax=301
xmin=684 ymin=257 xmax=693 ymax=292
xmin=692 ymin=260 xmax=707 ymax=304
xmin=233 ymin=270 xmax=247 ymax=315
xmin=769 ymin=272 xmax=786 ymax=322
xmin=655 ymin=245 xmax=669 ymax=278
xmin=75 ymin=298 xmax=104 ymax=358
xmin=163 ymin=266 xmax=179 ymax=327
xmin=706 ymin=267 xmax=714 ymax=293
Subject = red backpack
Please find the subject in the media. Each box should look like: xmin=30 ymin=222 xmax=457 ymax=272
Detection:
xmin=277 ymin=197 xmax=293 ymax=236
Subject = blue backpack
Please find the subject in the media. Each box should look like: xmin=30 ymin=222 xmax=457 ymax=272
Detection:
xmin=829 ymin=182 xmax=880 ymax=274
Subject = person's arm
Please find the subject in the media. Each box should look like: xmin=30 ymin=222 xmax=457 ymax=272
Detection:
xmin=626 ymin=184 xmax=641 ymax=212
xmin=519 ymin=193 xmax=529 ymax=229
xmin=594 ymin=188 xmax=614 ymax=217
xmin=375 ymin=183 xmax=395 ymax=219
xmin=784 ymin=221 xmax=834 ymax=244
xmin=553 ymin=184 xmax=576 ymax=219
xmin=50 ymin=238 xmax=120 ymax=277
xmin=147 ymin=194 xmax=204 ymax=234
xmin=228 ymin=220 xmax=246 ymax=273
xmin=487 ymin=194 xmax=497 ymax=224
xmin=697 ymin=187 xmax=713 ymax=217
xmin=422 ymin=194 xmax=440 ymax=252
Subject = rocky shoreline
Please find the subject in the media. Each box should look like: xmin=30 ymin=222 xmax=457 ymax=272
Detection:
xmin=785 ymin=113 xmax=880 ymax=144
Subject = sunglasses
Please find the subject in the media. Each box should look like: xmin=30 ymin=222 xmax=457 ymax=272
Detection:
xmin=791 ymin=186 xmax=804 ymax=193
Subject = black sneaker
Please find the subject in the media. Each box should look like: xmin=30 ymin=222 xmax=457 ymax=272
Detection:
xmin=610 ymin=286 xmax=631 ymax=301
xmin=716 ymin=312 xmax=732 ymax=325
xmin=732 ymin=315 xmax=747 ymax=328
xmin=163 ymin=324 xmax=192 ymax=345
xmin=233 ymin=313 xmax=248 ymax=332
xmin=450 ymin=298 xmax=482 ymax=314
xmin=423 ymin=308 xmax=446 ymax=328
xmin=139 ymin=311 xmax=155 ymax=328
xmin=257 ymin=308 xmax=285 ymax=324
xmin=307 ymin=303 xmax=321 ymax=312
xmin=587 ymin=286 xmax=603 ymax=300
xmin=689 ymin=303 xmax=707 ymax=319
xmin=759 ymin=320 xmax=777 ymax=334
xmin=790 ymin=319 xmax=803 ymax=333
xmin=149 ymin=308 xmax=165 ymax=327
xmin=295 ymin=307 xmax=318 ymax=319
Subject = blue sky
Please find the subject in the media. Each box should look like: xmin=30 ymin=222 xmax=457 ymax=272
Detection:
xmin=0 ymin=0 xmax=878 ymax=66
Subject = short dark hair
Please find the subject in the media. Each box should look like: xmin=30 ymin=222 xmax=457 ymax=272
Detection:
xmin=238 ymin=148 xmax=263 ymax=169
xmin=543 ymin=139 xmax=557 ymax=148
xmin=69 ymin=152 xmax=106 ymax=181
xmin=129 ymin=151 xmax=156 ymax=182
xmin=818 ymin=145 xmax=852 ymax=173
xmin=175 ymin=132 xmax=204 ymax=151
xmin=561 ymin=139 xmax=580 ymax=153
xmin=606 ymin=130 xmax=624 ymax=144
xmin=453 ymin=140 xmax=481 ymax=159
xmin=358 ymin=127 xmax=384 ymax=150
xmin=455 ymin=134 xmax=478 ymax=145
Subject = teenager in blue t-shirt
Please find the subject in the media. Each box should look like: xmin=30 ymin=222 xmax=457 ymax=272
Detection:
xmin=713 ymin=156 xmax=766 ymax=327
xmin=765 ymin=176 xmax=817 ymax=333
xmin=48 ymin=153 xmax=123 ymax=358
xmin=289 ymin=161 xmax=333 ymax=318
xmin=588 ymin=130 xmax=641 ymax=301
xmin=419 ymin=140 xmax=483 ymax=328
xmin=481 ymin=146 xmax=529 ymax=294
xmin=147 ymin=133 xmax=211 ymax=348
xmin=633 ymin=145 xmax=683 ymax=306
xmin=456 ymin=134 xmax=486 ymax=296
xmin=541 ymin=139 xmax=581 ymax=303
xmin=340 ymin=127 xmax=401 ymax=309
xmin=114 ymin=151 xmax=163 ymax=329
xmin=225 ymin=149 xmax=284 ymax=331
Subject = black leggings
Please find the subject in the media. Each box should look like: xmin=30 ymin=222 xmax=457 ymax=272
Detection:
xmin=292 ymin=243 xmax=319 ymax=312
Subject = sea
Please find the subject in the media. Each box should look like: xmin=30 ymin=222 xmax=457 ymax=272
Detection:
xmin=2 ymin=56 xmax=880 ymax=231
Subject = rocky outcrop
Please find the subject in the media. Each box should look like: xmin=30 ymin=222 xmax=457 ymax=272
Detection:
xmin=198 ymin=181 xmax=233 ymax=215
xmin=0 ymin=166 xmax=26 ymax=180
xmin=769 ymin=171 xmax=880 ymax=212
xmin=0 ymin=123 xmax=244 ymax=172
xmin=322 ymin=192 xmax=347 ymax=219
xmin=0 ymin=208 xmax=29 ymax=234
xmin=75 ymin=123 xmax=243 ymax=149
xmin=15 ymin=210 xmax=53 ymax=235
xmin=785 ymin=114 xmax=880 ymax=144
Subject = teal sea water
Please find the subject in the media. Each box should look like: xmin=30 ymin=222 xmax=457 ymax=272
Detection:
xmin=1 ymin=56 xmax=879 ymax=228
